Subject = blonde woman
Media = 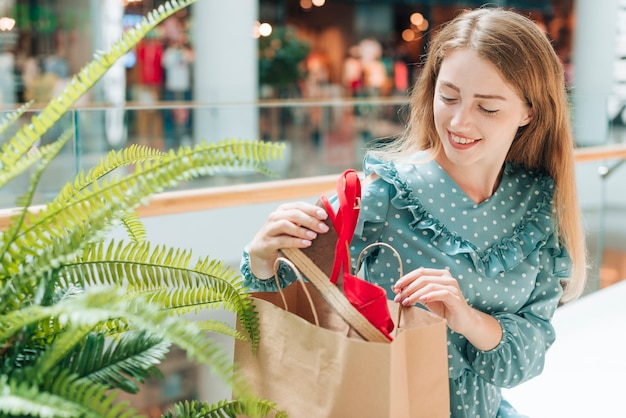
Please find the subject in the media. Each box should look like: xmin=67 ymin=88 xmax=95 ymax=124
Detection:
xmin=242 ymin=8 xmax=586 ymax=417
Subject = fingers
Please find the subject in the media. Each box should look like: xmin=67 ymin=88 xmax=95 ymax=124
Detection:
xmin=392 ymin=268 xmax=460 ymax=306
xmin=249 ymin=202 xmax=330 ymax=261
xmin=392 ymin=267 xmax=450 ymax=292
xmin=396 ymin=282 xmax=459 ymax=307
xmin=248 ymin=202 xmax=331 ymax=279
xmin=267 ymin=202 xmax=330 ymax=236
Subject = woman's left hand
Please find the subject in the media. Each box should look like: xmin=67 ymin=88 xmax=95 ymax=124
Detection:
xmin=392 ymin=267 xmax=471 ymax=334
xmin=392 ymin=267 xmax=503 ymax=351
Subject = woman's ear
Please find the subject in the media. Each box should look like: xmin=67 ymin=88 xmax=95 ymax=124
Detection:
xmin=519 ymin=106 xmax=534 ymax=127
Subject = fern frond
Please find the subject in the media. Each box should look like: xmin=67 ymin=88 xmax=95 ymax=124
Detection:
xmin=0 ymin=127 xmax=74 ymax=297
xmin=0 ymin=140 xmax=284 ymax=298
xmin=0 ymin=127 xmax=73 ymax=210
xmin=0 ymin=375 xmax=83 ymax=418
xmin=152 ymin=317 xmax=244 ymax=342
xmin=60 ymin=240 xmax=260 ymax=347
xmin=14 ymin=127 xmax=75 ymax=208
xmin=92 ymin=318 xmax=134 ymax=339
xmin=0 ymin=100 xmax=33 ymax=136
xmin=0 ymin=286 xmax=251 ymax=398
xmin=0 ymin=215 xmax=110 ymax=313
xmin=40 ymin=370 xmax=139 ymax=418
xmin=32 ymin=324 xmax=94 ymax=380
xmin=163 ymin=398 xmax=287 ymax=418
xmin=61 ymin=331 xmax=170 ymax=394
xmin=120 ymin=211 xmax=148 ymax=244
xmin=193 ymin=319 xmax=247 ymax=340
xmin=54 ymin=144 xmax=164 ymax=206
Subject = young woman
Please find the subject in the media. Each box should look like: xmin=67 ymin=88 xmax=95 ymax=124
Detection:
xmin=241 ymin=8 xmax=587 ymax=417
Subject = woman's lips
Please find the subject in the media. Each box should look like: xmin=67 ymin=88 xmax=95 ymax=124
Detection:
xmin=449 ymin=131 xmax=480 ymax=149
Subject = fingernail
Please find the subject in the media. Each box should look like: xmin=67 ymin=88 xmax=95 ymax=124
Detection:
xmin=302 ymin=240 xmax=312 ymax=247
xmin=306 ymin=230 xmax=317 ymax=239
xmin=393 ymin=294 xmax=400 ymax=303
xmin=317 ymin=209 xmax=328 ymax=219
xmin=318 ymin=222 xmax=329 ymax=232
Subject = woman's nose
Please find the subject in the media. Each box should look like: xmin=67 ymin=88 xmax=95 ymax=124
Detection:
xmin=450 ymin=105 xmax=472 ymax=129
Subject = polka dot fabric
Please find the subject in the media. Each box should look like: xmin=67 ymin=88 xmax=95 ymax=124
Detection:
xmin=240 ymin=151 xmax=572 ymax=417
xmin=348 ymin=153 xmax=571 ymax=417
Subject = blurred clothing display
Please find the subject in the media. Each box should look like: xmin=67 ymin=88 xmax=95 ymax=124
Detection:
xmin=161 ymin=37 xmax=194 ymax=149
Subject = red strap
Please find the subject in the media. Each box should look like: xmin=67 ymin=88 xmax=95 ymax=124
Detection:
xmin=320 ymin=170 xmax=361 ymax=284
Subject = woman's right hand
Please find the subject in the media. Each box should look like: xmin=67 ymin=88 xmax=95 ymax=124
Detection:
xmin=248 ymin=202 xmax=330 ymax=279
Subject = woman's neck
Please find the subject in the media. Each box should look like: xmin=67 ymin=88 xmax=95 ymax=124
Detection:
xmin=434 ymin=152 xmax=504 ymax=204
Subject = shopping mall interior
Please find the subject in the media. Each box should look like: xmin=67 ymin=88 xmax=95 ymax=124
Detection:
xmin=0 ymin=0 xmax=624 ymax=417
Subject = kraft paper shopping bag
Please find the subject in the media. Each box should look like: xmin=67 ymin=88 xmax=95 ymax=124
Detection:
xmin=233 ymin=279 xmax=449 ymax=418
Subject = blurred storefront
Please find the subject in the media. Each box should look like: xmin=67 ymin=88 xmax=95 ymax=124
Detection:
xmin=259 ymin=0 xmax=575 ymax=94
xmin=1 ymin=0 xmax=575 ymax=107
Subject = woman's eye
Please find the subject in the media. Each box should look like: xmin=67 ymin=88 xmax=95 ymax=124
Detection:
xmin=479 ymin=106 xmax=499 ymax=115
xmin=439 ymin=94 xmax=456 ymax=103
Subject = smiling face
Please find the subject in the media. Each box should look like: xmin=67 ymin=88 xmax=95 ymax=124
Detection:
xmin=433 ymin=48 xmax=533 ymax=172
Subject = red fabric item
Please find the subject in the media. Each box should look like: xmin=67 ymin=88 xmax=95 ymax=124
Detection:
xmin=137 ymin=39 xmax=164 ymax=85
xmin=322 ymin=170 xmax=395 ymax=340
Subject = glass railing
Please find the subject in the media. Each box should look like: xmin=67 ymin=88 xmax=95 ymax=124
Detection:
xmin=1 ymin=97 xmax=625 ymax=295
xmin=0 ymin=97 xmax=411 ymax=208
xmin=578 ymin=115 xmax=626 ymax=293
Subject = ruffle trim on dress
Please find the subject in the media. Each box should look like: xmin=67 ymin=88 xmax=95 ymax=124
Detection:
xmin=240 ymin=249 xmax=292 ymax=292
xmin=363 ymin=154 xmax=559 ymax=279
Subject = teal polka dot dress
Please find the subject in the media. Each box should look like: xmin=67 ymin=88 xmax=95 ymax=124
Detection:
xmin=241 ymin=151 xmax=572 ymax=418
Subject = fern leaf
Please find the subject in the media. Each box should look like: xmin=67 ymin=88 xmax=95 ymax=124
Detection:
xmin=1 ymin=140 xmax=284 ymax=290
xmin=120 ymin=211 xmax=148 ymax=244
xmin=59 ymin=240 xmax=260 ymax=348
xmin=40 ymin=370 xmax=140 ymax=418
xmin=0 ymin=100 xmax=33 ymax=137
xmin=33 ymin=324 xmax=93 ymax=380
xmin=54 ymin=144 xmax=164 ymax=206
xmin=0 ymin=127 xmax=74 ymax=279
xmin=0 ymin=375 xmax=82 ymax=418
xmin=61 ymin=331 xmax=170 ymax=394
xmin=163 ymin=398 xmax=287 ymax=418
xmin=0 ymin=217 xmax=110 ymax=313
xmin=0 ymin=127 xmax=72 ymax=207
xmin=0 ymin=286 xmax=252 ymax=398
xmin=193 ymin=319 xmax=246 ymax=341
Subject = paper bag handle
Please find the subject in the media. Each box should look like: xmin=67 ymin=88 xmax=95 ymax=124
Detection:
xmin=280 ymin=247 xmax=390 ymax=342
xmin=356 ymin=242 xmax=405 ymax=333
xmin=280 ymin=170 xmax=391 ymax=343
xmin=273 ymin=257 xmax=320 ymax=327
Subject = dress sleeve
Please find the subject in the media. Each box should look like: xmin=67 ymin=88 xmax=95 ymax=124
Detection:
xmin=464 ymin=235 xmax=572 ymax=388
xmin=239 ymin=247 xmax=299 ymax=292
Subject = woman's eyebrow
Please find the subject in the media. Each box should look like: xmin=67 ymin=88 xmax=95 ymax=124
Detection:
xmin=440 ymin=81 xmax=507 ymax=101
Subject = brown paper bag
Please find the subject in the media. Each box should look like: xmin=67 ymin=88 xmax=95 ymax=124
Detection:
xmin=233 ymin=279 xmax=449 ymax=418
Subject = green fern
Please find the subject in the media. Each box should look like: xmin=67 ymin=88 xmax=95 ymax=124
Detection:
xmin=40 ymin=370 xmax=139 ymax=418
xmin=0 ymin=100 xmax=33 ymax=137
xmin=0 ymin=375 xmax=85 ymax=418
xmin=55 ymin=144 xmax=165 ymax=205
xmin=0 ymin=0 xmax=283 ymax=416
xmin=120 ymin=211 xmax=149 ymax=244
xmin=163 ymin=399 xmax=287 ymax=418
xmin=61 ymin=332 xmax=169 ymax=393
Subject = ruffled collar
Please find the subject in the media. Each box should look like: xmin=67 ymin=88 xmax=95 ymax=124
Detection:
xmin=364 ymin=153 xmax=556 ymax=278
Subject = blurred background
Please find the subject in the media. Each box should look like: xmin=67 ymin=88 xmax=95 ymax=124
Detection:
xmin=0 ymin=1 xmax=624 ymax=416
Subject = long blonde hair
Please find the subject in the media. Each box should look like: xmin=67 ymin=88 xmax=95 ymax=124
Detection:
xmin=376 ymin=8 xmax=586 ymax=302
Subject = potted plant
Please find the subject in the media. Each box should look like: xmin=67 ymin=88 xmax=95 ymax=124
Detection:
xmin=0 ymin=1 xmax=285 ymax=417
